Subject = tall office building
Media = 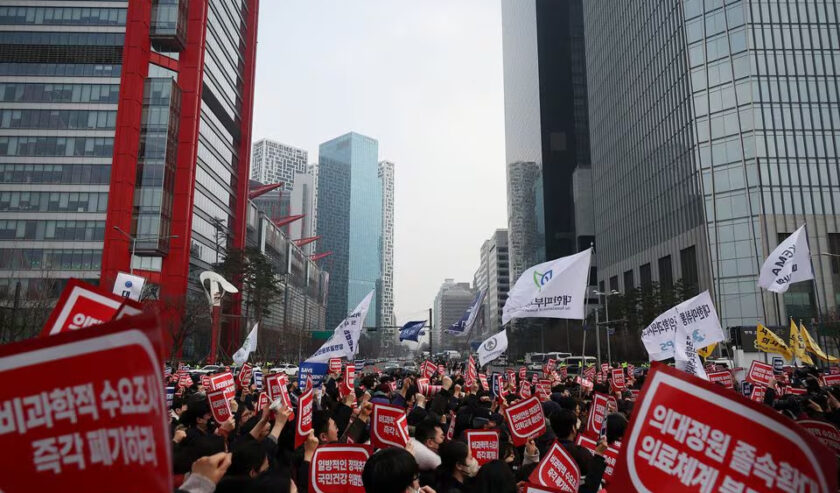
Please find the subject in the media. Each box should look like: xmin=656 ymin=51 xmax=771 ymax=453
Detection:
xmin=250 ymin=139 xmax=308 ymax=191
xmin=378 ymin=160 xmax=395 ymax=329
xmin=473 ymin=229 xmax=510 ymax=341
xmin=433 ymin=279 xmax=475 ymax=351
xmin=316 ymin=132 xmax=382 ymax=329
xmin=501 ymin=0 xmax=593 ymax=281
xmin=584 ymin=1 xmax=840 ymax=327
xmin=0 ymin=1 xmax=259 ymax=348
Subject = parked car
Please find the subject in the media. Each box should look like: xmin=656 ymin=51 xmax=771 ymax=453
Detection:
xmin=269 ymin=363 xmax=298 ymax=377
xmin=190 ymin=365 xmax=225 ymax=376
xmin=562 ymin=356 xmax=597 ymax=374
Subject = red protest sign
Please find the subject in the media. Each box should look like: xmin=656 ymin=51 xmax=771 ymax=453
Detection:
xmin=178 ymin=372 xmax=193 ymax=388
xmin=503 ymin=395 xmax=546 ymax=446
xmin=519 ymin=366 xmax=527 ymax=381
xmin=0 ymin=312 xmax=171 ymax=492
xmin=371 ymin=403 xmax=409 ymax=449
xmin=601 ymin=362 xmax=610 ymax=374
xmin=536 ymin=379 xmax=552 ymax=402
xmin=296 ymin=381 xmax=314 ymax=448
xmin=611 ymin=368 xmax=626 ymax=390
xmin=749 ymin=384 xmax=766 ymax=403
xmin=785 ymin=386 xmax=807 ymax=395
xmin=210 ymin=371 xmax=235 ymax=400
xmin=576 ymin=433 xmax=621 ymax=485
xmin=586 ymin=392 xmax=610 ymax=436
xmin=466 ymin=430 xmax=499 ymax=465
xmin=309 ymin=443 xmax=372 ymax=493
xmin=238 ymin=363 xmax=253 ymax=388
xmin=207 ymin=389 xmax=232 ymax=424
xmin=519 ymin=380 xmax=532 ymax=399
xmin=255 ymin=391 xmax=269 ymax=412
xmin=40 ymin=279 xmax=143 ymax=337
xmin=438 ymin=364 xmax=445 ymax=376
xmin=610 ymin=363 xmax=837 ymax=493
xmin=200 ymin=375 xmax=211 ymax=388
xmin=266 ymin=373 xmax=291 ymax=408
xmin=328 ymin=358 xmax=342 ymax=374
xmin=340 ymin=364 xmax=355 ymax=397
xmin=708 ymin=370 xmax=734 ymax=389
xmin=822 ymin=374 xmax=840 ymax=386
xmin=745 ymin=360 xmax=775 ymax=387
xmin=797 ymin=419 xmax=840 ymax=457
xmin=528 ymin=441 xmax=580 ymax=492
xmin=478 ymin=373 xmax=489 ymax=391
xmin=422 ymin=360 xmax=436 ymax=379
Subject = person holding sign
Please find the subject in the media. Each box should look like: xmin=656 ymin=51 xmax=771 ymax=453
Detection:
xmin=432 ymin=440 xmax=479 ymax=493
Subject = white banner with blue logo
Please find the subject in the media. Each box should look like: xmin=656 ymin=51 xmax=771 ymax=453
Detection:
xmin=399 ymin=320 xmax=426 ymax=342
xmin=501 ymin=248 xmax=592 ymax=325
xmin=447 ymin=290 xmax=484 ymax=337
xmin=306 ymin=290 xmax=374 ymax=363
xmin=477 ymin=329 xmax=508 ymax=367
xmin=641 ymin=290 xmax=724 ymax=363
xmin=113 ymin=272 xmax=145 ymax=301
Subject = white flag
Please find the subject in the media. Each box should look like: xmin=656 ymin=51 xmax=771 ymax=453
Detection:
xmin=113 ymin=272 xmax=145 ymax=301
xmin=502 ymin=248 xmax=592 ymax=325
xmin=477 ymin=330 xmax=508 ymax=367
xmin=306 ymin=290 xmax=374 ymax=363
xmin=233 ymin=323 xmax=259 ymax=366
xmin=641 ymin=291 xmax=724 ymax=362
xmin=758 ymin=225 xmax=813 ymax=293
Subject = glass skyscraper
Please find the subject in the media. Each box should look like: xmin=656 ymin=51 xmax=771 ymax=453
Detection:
xmin=502 ymin=0 xmax=592 ymax=281
xmin=317 ymin=132 xmax=382 ymax=329
xmin=585 ymin=0 xmax=840 ymax=327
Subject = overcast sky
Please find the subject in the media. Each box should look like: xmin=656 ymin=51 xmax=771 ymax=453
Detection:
xmin=252 ymin=1 xmax=507 ymax=326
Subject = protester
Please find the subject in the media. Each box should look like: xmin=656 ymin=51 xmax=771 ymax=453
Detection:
xmin=412 ymin=419 xmax=445 ymax=471
xmin=362 ymin=447 xmax=436 ymax=493
xmin=432 ymin=440 xmax=478 ymax=492
xmin=471 ymin=460 xmax=517 ymax=493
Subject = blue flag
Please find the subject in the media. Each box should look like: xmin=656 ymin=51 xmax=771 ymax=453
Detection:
xmin=447 ymin=290 xmax=484 ymax=336
xmin=399 ymin=320 xmax=426 ymax=342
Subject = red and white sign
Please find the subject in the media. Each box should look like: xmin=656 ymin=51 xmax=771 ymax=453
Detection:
xmin=210 ymin=371 xmax=235 ymax=400
xmin=519 ymin=380 xmax=532 ymax=399
xmin=546 ymin=358 xmax=556 ymax=371
xmin=707 ymin=370 xmax=734 ymax=389
xmin=745 ymin=360 xmax=775 ymax=388
xmin=0 ymin=312 xmax=171 ymax=491
xmin=309 ymin=444 xmax=371 ymax=493
xmin=200 ymin=375 xmax=211 ymax=388
xmin=178 ymin=372 xmax=193 ymax=388
xmin=528 ymin=441 xmax=580 ymax=492
xmin=465 ymin=356 xmax=476 ymax=389
xmin=340 ymin=364 xmax=355 ymax=397
xmin=438 ymin=364 xmax=445 ymax=376
xmin=238 ymin=362 xmax=253 ymax=388
xmin=422 ymin=360 xmax=436 ymax=379
xmin=610 ymin=363 xmax=837 ymax=492
xmin=601 ymin=363 xmax=610 ymax=374
xmin=502 ymin=395 xmax=546 ymax=446
xmin=40 ymin=279 xmax=143 ymax=337
xmin=370 ymin=403 xmax=409 ymax=449
xmin=296 ymin=379 xmax=314 ymax=448
xmin=466 ymin=430 xmax=499 ymax=465
xmin=519 ymin=366 xmax=527 ymax=381
xmin=536 ymin=379 xmax=552 ymax=402
xmin=586 ymin=392 xmax=610 ymax=436
xmin=266 ymin=373 xmax=292 ymax=408
xmin=611 ymin=368 xmax=626 ymax=390
xmin=478 ymin=373 xmax=489 ymax=391
xmin=207 ymin=389 xmax=232 ymax=424
xmin=576 ymin=433 xmax=621 ymax=484
xmin=830 ymin=366 xmax=840 ymax=375
xmin=255 ymin=391 xmax=269 ymax=412
xmin=749 ymin=384 xmax=767 ymax=403
xmin=328 ymin=358 xmax=342 ymax=374
xmin=822 ymin=374 xmax=840 ymax=386
xmin=785 ymin=386 xmax=807 ymax=395
xmin=798 ymin=419 xmax=840 ymax=457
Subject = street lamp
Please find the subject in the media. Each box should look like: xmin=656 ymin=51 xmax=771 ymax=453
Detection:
xmin=112 ymin=226 xmax=178 ymax=274
xmin=593 ymin=289 xmax=619 ymax=366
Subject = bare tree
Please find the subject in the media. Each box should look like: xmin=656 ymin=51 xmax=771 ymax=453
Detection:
xmin=0 ymin=275 xmax=60 ymax=344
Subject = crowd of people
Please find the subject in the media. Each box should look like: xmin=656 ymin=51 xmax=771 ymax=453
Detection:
xmin=165 ymin=359 xmax=840 ymax=493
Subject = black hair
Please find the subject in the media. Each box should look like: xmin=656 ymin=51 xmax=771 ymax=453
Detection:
xmin=362 ymin=447 xmax=419 ymax=493
xmin=472 ymin=460 xmax=517 ymax=493
xmin=438 ymin=440 xmax=469 ymax=473
xmin=179 ymin=400 xmax=211 ymax=427
xmin=605 ymin=412 xmax=628 ymax=444
xmin=172 ymin=435 xmax=226 ymax=475
xmin=414 ymin=419 xmax=442 ymax=444
xmin=555 ymin=396 xmax=580 ymax=413
xmin=549 ymin=408 xmax=577 ymax=439
xmin=312 ymin=410 xmax=332 ymax=438
xmin=228 ymin=437 xmax=267 ymax=476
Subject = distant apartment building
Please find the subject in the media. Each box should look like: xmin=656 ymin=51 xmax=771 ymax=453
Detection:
xmin=474 ymin=229 xmax=510 ymax=341
xmin=250 ymin=139 xmax=307 ymax=191
xmin=433 ymin=279 xmax=475 ymax=351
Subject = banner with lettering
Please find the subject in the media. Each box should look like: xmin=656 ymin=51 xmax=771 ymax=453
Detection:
xmin=309 ymin=444 xmax=372 ymax=493
xmin=708 ymin=370 xmax=734 ymax=389
xmin=0 ymin=312 xmax=171 ymax=492
xmin=237 ymin=362 xmax=253 ymax=388
xmin=745 ymin=360 xmax=775 ymax=387
xmin=40 ymin=279 xmax=143 ymax=337
xmin=466 ymin=430 xmax=500 ymax=466
xmin=586 ymin=392 xmax=610 ymax=436
xmin=370 ymin=403 xmax=409 ymax=449
xmin=296 ymin=378 xmax=314 ymax=448
xmin=611 ymin=368 xmax=626 ymax=390
xmin=527 ymin=441 xmax=580 ymax=492
xmin=502 ymin=395 xmax=546 ymax=446
xmin=209 ymin=371 xmax=235 ymax=400
xmin=576 ymin=433 xmax=621 ymax=485
xmin=207 ymin=389 xmax=232 ymax=424
xmin=797 ymin=419 xmax=840 ymax=457
xmin=610 ymin=363 xmax=837 ymax=492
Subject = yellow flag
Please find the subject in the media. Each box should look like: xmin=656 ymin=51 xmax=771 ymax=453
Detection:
xmin=789 ymin=320 xmax=814 ymax=365
xmin=755 ymin=324 xmax=792 ymax=361
xmin=800 ymin=322 xmax=839 ymax=363
xmin=697 ymin=343 xmax=717 ymax=359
